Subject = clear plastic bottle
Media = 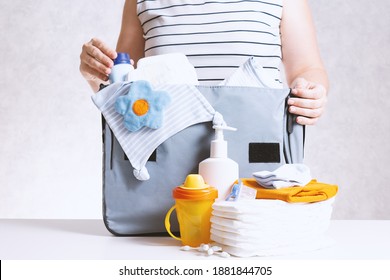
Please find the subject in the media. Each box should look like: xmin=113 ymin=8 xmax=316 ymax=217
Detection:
xmin=109 ymin=52 xmax=134 ymax=83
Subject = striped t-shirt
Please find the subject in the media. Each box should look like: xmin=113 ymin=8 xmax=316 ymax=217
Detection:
xmin=137 ymin=0 xmax=283 ymax=86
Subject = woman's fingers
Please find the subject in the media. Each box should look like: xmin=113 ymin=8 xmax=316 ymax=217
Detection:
xmin=80 ymin=38 xmax=117 ymax=81
xmin=288 ymin=80 xmax=327 ymax=125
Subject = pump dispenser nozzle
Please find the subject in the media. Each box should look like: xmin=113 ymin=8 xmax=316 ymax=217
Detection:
xmin=199 ymin=124 xmax=239 ymax=200
xmin=210 ymin=125 xmax=237 ymax=158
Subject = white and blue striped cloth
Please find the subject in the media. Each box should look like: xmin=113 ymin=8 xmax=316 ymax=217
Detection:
xmin=92 ymin=82 xmax=218 ymax=180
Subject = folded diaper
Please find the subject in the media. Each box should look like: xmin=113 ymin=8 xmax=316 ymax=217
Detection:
xmin=239 ymin=178 xmax=338 ymax=203
xmin=219 ymin=57 xmax=281 ymax=89
xmin=253 ymin=164 xmax=312 ymax=189
xmin=210 ymin=234 xmax=334 ymax=258
xmin=129 ymin=53 xmax=199 ymax=86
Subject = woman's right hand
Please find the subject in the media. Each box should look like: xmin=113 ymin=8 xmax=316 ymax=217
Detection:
xmin=79 ymin=38 xmax=117 ymax=90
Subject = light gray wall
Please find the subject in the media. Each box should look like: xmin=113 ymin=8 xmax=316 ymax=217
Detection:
xmin=0 ymin=0 xmax=389 ymax=219
xmin=306 ymin=0 xmax=390 ymax=219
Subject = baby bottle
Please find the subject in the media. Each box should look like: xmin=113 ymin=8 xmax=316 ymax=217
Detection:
xmin=165 ymin=174 xmax=218 ymax=247
xmin=109 ymin=52 xmax=134 ymax=83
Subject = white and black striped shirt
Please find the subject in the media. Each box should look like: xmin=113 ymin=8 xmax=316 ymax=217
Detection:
xmin=137 ymin=0 xmax=283 ymax=86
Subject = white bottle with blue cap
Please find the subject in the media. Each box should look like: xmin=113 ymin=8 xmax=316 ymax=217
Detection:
xmin=198 ymin=125 xmax=239 ymax=200
xmin=109 ymin=52 xmax=134 ymax=83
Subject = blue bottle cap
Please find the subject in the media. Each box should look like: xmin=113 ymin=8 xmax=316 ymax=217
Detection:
xmin=113 ymin=52 xmax=131 ymax=65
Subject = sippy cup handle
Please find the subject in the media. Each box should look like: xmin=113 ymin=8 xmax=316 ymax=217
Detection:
xmin=164 ymin=205 xmax=181 ymax=241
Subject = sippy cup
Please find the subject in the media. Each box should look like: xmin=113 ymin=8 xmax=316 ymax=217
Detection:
xmin=165 ymin=174 xmax=218 ymax=247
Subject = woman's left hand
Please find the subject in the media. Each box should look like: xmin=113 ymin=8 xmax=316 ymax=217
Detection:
xmin=287 ymin=78 xmax=328 ymax=125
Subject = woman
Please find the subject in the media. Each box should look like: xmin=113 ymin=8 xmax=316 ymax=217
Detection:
xmin=80 ymin=0 xmax=328 ymax=125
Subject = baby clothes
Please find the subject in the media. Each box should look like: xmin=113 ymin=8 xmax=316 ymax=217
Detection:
xmin=253 ymin=164 xmax=312 ymax=189
xmin=240 ymin=178 xmax=338 ymax=203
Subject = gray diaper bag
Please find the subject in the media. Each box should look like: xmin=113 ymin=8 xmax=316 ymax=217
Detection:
xmin=94 ymin=82 xmax=304 ymax=236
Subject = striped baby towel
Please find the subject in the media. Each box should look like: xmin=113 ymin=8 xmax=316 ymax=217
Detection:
xmin=92 ymin=81 xmax=219 ymax=180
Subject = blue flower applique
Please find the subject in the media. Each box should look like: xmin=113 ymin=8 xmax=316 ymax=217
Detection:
xmin=115 ymin=80 xmax=171 ymax=132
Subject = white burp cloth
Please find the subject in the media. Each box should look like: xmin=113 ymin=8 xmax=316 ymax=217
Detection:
xmin=92 ymin=82 xmax=220 ymax=180
xmin=253 ymin=163 xmax=312 ymax=189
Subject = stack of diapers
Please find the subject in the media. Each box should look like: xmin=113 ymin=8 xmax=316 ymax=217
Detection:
xmin=210 ymin=180 xmax=338 ymax=257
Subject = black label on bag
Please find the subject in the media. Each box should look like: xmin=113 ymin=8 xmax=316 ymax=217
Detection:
xmin=124 ymin=150 xmax=157 ymax=162
xmin=249 ymin=143 xmax=280 ymax=163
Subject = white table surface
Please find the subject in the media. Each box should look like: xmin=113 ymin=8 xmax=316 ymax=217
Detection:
xmin=1 ymin=219 xmax=389 ymax=260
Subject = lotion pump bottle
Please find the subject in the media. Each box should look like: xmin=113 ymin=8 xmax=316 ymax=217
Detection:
xmin=198 ymin=125 xmax=239 ymax=200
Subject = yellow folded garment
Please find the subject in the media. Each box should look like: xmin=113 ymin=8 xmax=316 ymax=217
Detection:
xmin=238 ymin=179 xmax=338 ymax=203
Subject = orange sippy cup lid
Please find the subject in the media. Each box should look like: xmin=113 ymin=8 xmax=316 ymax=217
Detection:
xmin=173 ymin=174 xmax=218 ymax=200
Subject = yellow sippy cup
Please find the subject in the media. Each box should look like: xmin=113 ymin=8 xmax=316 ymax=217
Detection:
xmin=165 ymin=174 xmax=218 ymax=247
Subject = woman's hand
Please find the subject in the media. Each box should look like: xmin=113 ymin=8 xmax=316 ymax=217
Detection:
xmin=288 ymin=78 xmax=327 ymax=125
xmin=79 ymin=38 xmax=117 ymax=91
